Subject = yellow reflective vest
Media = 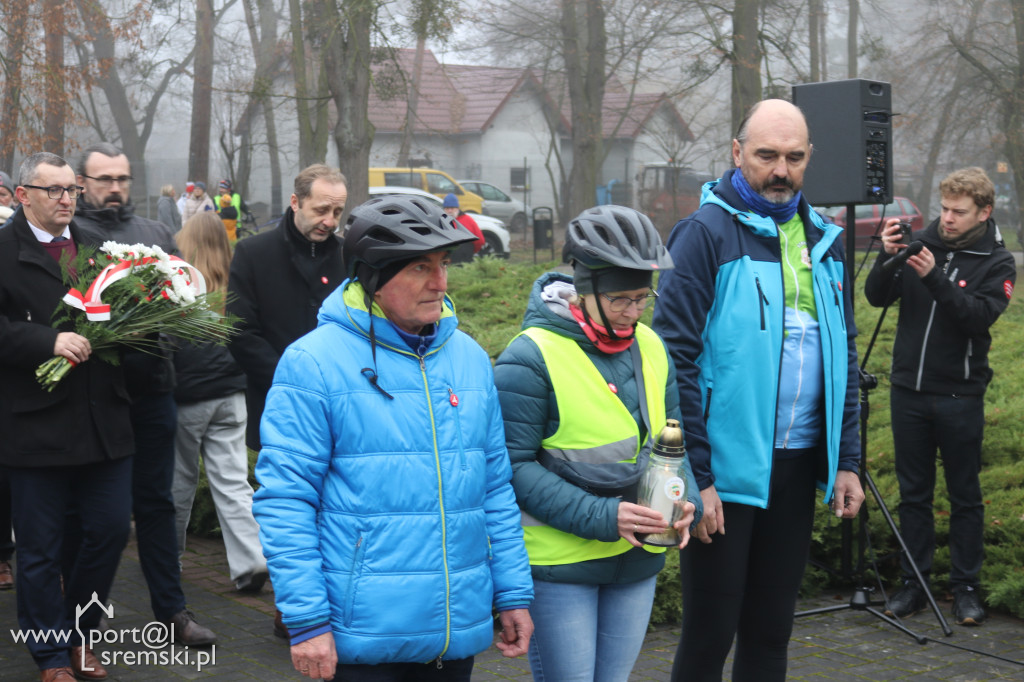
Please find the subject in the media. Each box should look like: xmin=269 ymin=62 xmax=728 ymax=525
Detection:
xmin=519 ymin=323 xmax=669 ymax=565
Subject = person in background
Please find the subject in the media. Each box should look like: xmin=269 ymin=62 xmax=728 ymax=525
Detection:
xmin=75 ymin=142 xmax=217 ymax=648
xmin=177 ymin=181 xmax=193 ymax=217
xmin=182 ymin=181 xmax=215 ymax=222
xmin=218 ymin=193 xmax=238 ymax=240
xmin=157 ymin=184 xmax=182 ymax=233
xmin=494 ymin=205 xmax=700 ymax=681
xmin=651 ymin=99 xmax=864 ymax=682
xmin=253 ymin=195 xmax=533 ymax=680
xmin=171 ymin=212 xmax=267 ymax=593
xmin=0 ymin=171 xmax=15 ymax=224
xmin=865 ymin=167 xmax=1016 ymax=626
xmin=226 ymin=164 xmax=347 ymax=638
xmin=442 ymin=193 xmax=483 ymax=262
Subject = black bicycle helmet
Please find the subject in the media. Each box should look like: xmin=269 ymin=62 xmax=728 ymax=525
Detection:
xmin=344 ymin=195 xmax=478 ymax=278
xmin=563 ymin=205 xmax=674 ymax=271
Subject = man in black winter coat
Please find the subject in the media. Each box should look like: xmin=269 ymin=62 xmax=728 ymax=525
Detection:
xmin=227 ymin=164 xmax=347 ymax=452
xmin=865 ymin=167 xmax=1016 ymax=627
xmin=74 ymin=142 xmax=217 ymax=648
xmin=0 ymin=152 xmax=134 ymax=680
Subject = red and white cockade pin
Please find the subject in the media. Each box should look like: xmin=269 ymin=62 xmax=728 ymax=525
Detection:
xmin=321 ymin=276 xmax=329 ymax=284
xmin=608 ymin=383 xmax=618 ymax=394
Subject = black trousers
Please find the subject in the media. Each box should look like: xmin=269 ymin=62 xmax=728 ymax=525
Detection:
xmin=890 ymin=385 xmax=985 ymax=587
xmin=671 ymin=452 xmax=817 ymax=682
xmin=334 ymin=657 xmax=474 ymax=681
xmin=10 ymin=457 xmax=132 ymax=669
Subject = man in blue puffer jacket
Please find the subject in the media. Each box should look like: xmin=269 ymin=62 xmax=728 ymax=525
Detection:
xmin=253 ymin=195 xmax=533 ymax=681
xmin=652 ymin=99 xmax=865 ymax=682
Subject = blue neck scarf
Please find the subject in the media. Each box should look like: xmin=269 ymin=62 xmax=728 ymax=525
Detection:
xmin=730 ymin=170 xmax=802 ymax=223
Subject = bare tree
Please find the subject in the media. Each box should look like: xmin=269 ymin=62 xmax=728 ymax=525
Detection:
xmin=0 ymin=0 xmax=29 ymax=170
xmin=237 ymin=0 xmax=285 ymax=213
xmin=191 ymin=0 xmax=216 ymax=185
xmin=561 ymin=0 xmax=607 ymax=217
xmin=289 ymin=0 xmax=332 ymax=166
xmin=396 ymin=0 xmax=460 ymax=167
xmin=319 ymin=0 xmax=379 ymax=206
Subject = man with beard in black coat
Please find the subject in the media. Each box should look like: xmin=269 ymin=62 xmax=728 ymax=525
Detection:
xmin=74 ymin=142 xmax=217 ymax=647
xmin=227 ymin=164 xmax=347 ymax=453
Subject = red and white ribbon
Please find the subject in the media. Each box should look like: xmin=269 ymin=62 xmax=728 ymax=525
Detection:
xmin=62 ymin=255 xmax=206 ymax=321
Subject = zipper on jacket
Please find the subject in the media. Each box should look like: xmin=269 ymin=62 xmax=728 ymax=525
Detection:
xmin=963 ymin=339 xmax=972 ymax=380
xmin=343 ymin=535 xmax=366 ymax=627
xmin=755 ymin=277 xmax=769 ymax=330
xmin=421 ymin=361 xmax=452 ymax=659
xmin=703 ymin=387 xmax=712 ymax=421
xmin=915 ymin=255 xmax=955 ymax=390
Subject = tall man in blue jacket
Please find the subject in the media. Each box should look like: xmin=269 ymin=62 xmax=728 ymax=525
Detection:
xmin=253 ymin=195 xmax=533 ymax=681
xmin=652 ymin=99 xmax=865 ymax=682
xmin=866 ymin=167 xmax=1016 ymax=626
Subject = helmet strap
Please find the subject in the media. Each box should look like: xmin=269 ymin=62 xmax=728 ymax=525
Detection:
xmin=359 ymin=270 xmax=394 ymax=400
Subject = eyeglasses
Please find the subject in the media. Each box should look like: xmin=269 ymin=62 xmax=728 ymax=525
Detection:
xmin=601 ymin=291 xmax=658 ymax=313
xmin=82 ymin=174 xmax=133 ymax=187
xmin=22 ymin=185 xmax=84 ymax=200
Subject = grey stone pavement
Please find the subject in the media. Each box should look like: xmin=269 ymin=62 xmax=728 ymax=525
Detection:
xmin=2 ymin=537 xmax=1024 ymax=681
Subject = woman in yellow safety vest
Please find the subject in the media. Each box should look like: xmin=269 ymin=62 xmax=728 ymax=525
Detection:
xmin=494 ymin=205 xmax=702 ymax=681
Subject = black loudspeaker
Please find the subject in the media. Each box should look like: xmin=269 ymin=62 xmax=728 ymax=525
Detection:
xmin=792 ymin=79 xmax=893 ymax=206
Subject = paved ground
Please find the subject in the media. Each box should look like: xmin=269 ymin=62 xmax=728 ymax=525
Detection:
xmin=2 ymin=534 xmax=1023 ymax=681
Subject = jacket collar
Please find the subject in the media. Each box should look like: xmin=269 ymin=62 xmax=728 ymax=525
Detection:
xmin=320 ymin=279 xmax=458 ymax=354
xmin=9 ymin=207 xmax=74 ymax=281
xmin=76 ymin=198 xmax=137 ymax=225
xmin=919 ymin=216 xmax=1001 ymax=255
xmin=702 ymin=169 xmax=842 ymax=260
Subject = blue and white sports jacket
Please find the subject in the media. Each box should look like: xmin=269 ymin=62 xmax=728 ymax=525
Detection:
xmin=651 ymin=169 xmax=860 ymax=508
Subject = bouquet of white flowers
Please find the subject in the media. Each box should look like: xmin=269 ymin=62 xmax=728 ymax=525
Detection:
xmin=35 ymin=241 xmax=238 ymax=390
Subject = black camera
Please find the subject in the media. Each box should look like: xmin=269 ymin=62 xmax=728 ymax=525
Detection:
xmin=896 ymin=220 xmax=913 ymax=245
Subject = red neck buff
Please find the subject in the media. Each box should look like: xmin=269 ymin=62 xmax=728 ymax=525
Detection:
xmin=570 ymin=303 xmax=635 ymax=353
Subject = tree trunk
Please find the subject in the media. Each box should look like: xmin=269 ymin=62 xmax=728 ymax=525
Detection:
xmin=43 ymin=0 xmax=65 ymax=155
xmin=289 ymin=0 xmax=330 ymax=167
xmin=561 ymin=0 xmax=606 ymax=218
xmin=322 ymin=0 xmax=376 ymax=207
xmin=847 ymin=0 xmax=858 ymax=78
xmin=809 ymin=0 xmax=822 ymax=82
xmin=190 ymin=0 xmax=216 ymax=185
xmin=397 ymin=37 xmax=428 ymax=167
xmin=731 ymin=0 xmax=763 ymax=135
xmin=0 ymin=0 xmax=28 ymax=170
xmin=918 ymin=59 xmax=971 ymax=217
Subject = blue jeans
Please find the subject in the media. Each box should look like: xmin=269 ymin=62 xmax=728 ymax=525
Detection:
xmin=527 ymin=574 xmax=658 ymax=682
xmin=891 ymin=386 xmax=985 ymax=587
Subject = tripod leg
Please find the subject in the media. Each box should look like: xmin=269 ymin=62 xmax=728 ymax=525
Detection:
xmin=863 ymin=470 xmax=953 ymax=636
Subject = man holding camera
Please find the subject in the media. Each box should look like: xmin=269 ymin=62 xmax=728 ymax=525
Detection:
xmin=865 ymin=167 xmax=1016 ymax=626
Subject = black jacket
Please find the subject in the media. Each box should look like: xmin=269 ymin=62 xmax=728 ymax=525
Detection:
xmin=226 ymin=209 xmax=344 ymax=449
xmin=74 ymin=200 xmax=179 ymax=397
xmin=864 ymin=218 xmax=1016 ymax=395
xmin=0 ymin=208 xmax=134 ymax=467
xmin=172 ymin=339 xmax=246 ymax=404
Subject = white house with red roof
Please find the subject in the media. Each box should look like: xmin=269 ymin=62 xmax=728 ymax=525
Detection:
xmin=368 ymin=48 xmax=694 ymax=220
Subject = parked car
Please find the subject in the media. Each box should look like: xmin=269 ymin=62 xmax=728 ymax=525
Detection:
xmin=369 ymin=168 xmax=485 ymax=214
xmin=822 ymin=196 xmax=924 ymax=249
xmin=457 ymin=180 xmax=530 ymax=232
xmin=367 ymin=186 xmax=511 ymax=258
